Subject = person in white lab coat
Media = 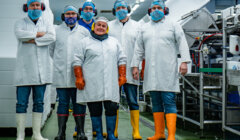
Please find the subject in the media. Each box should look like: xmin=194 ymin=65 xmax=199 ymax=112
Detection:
xmin=73 ymin=17 xmax=127 ymax=140
xmin=108 ymin=0 xmax=142 ymax=139
xmin=49 ymin=6 xmax=89 ymax=140
xmin=131 ymin=0 xmax=191 ymax=140
xmin=14 ymin=0 xmax=55 ymax=140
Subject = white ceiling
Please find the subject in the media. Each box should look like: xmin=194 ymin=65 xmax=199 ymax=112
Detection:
xmin=49 ymin=0 xmax=152 ymax=24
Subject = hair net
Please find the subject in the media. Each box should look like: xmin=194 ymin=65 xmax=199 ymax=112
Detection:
xmin=27 ymin=0 xmax=41 ymax=7
xmin=151 ymin=0 xmax=165 ymax=9
xmin=114 ymin=0 xmax=128 ymax=9
xmin=95 ymin=16 xmax=109 ymax=23
xmin=64 ymin=5 xmax=78 ymax=13
xmin=82 ymin=1 xmax=95 ymax=10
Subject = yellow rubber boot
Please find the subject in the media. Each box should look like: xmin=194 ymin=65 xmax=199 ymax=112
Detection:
xmin=147 ymin=112 xmax=166 ymax=140
xmin=73 ymin=131 xmax=77 ymax=137
xmin=130 ymin=110 xmax=142 ymax=140
xmin=114 ymin=109 xmax=119 ymax=138
xmin=92 ymin=131 xmax=107 ymax=137
xmin=166 ymin=113 xmax=177 ymax=140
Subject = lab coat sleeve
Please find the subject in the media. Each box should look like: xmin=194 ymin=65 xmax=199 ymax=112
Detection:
xmin=131 ymin=30 xmax=145 ymax=68
xmin=35 ymin=22 xmax=56 ymax=46
xmin=49 ymin=42 xmax=55 ymax=58
xmin=174 ymin=22 xmax=191 ymax=63
xmin=14 ymin=20 xmax=37 ymax=42
xmin=73 ymin=40 xmax=85 ymax=67
xmin=117 ymin=41 xmax=127 ymax=65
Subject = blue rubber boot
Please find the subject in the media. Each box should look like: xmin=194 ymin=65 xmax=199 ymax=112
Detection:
xmin=106 ymin=116 xmax=118 ymax=140
xmin=91 ymin=116 xmax=103 ymax=140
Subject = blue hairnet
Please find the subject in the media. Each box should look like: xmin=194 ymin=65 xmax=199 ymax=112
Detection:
xmin=82 ymin=2 xmax=95 ymax=10
xmin=64 ymin=5 xmax=78 ymax=13
xmin=151 ymin=0 xmax=165 ymax=9
xmin=27 ymin=0 xmax=41 ymax=7
xmin=114 ymin=0 xmax=128 ymax=9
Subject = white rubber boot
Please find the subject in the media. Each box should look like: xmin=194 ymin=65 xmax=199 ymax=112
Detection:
xmin=16 ymin=113 xmax=26 ymax=140
xmin=31 ymin=112 xmax=48 ymax=140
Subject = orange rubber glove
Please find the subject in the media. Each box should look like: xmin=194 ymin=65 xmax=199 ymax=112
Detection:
xmin=74 ymin=66 xmax=85 ymax=90
xmin=140 ymin=59 xmax=145 ymax=80
xmin=118 ymin=65 xmax=127 ymax=86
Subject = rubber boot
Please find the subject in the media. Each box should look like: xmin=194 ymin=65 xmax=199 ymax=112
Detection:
xmin=31 ymin=112 xmax=48 ymax=140
xmin=92 ymin=128 xmax=107 ymax=137
xmin=166 ymin=113 xmax=177 ymax=140
xmin=130 ymin=110 xmax=142 ymax=140
xmin=16 ymin=113 xmax=26 ymax=140
xmin=147 ymin=112 xmax=166 ymax=140
xmin=54 ymin=115 xmax=68 ymax=140
xmin=106 ymin=116 xmax=118 ymax=140
xmin=91 ymin=116 xmax=103 ymax=140
xmin=114 ymin=109 xmax=119 ymax=138
xmin=73 ymin=127 xmax=77 ymax=137
xmin=74 ymin=116 xmax=88 ymax=140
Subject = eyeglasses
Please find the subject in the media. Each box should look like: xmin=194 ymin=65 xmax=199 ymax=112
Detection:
xmin=65 ymin=13 xmax=77 ymax=16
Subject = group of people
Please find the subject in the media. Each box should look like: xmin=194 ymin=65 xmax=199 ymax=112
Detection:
xmin=14 ymin=0 xmax=191 ymax=140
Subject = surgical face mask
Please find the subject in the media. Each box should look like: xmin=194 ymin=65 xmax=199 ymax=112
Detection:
xmin=116 ymin=9 xmax=128 ymax=20
xmin=28 ymin=9 xmax=42 ymax=20
xmin=150 ymin=10 xmax=164 ymax=22
xmin=81 ymin=11 xmax=94 ymax=21
xmin=65 ymin=17 xmax=78 ymax=25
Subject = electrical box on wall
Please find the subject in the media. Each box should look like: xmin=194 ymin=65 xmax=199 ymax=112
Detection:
xmin=230 ymin=35 xmax=240 ymax=55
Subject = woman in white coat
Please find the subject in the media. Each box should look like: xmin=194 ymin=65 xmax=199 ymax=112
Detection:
xmin=14 ymin=0 xmax=55 ymax=140
xmin=49 ymin=6 xmax=89 ymax=140
xmin=73 ymin=17 xmax=127 ymax=140
xmin=131 ymin=0 xmax=191 ymax=140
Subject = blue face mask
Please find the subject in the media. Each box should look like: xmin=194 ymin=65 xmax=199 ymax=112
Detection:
xmin=65 ymin=17 xmax=78 ymax=25
xmin=150 ymin=10 xmax=164 ymax=22
xmin=28 ymin=9 xmax=42 ymax=20
xmin=116 ymin=9 xmax=128 ymax=20
xmin=81 ymin=11 xmax=94 ymax=21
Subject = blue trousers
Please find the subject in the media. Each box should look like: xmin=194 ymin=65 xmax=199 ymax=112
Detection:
xmin=57 ymin=88 xmax=86 ymax=115
xmin=149 ymin=91 xmax=177 ymax=114
xmin=16 ymin=85 xmax=46 ymax=113
xmin=123 ymin=83 xmax=139 ymax=110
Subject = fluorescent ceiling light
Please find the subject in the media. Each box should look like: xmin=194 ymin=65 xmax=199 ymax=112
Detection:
xmin=129 ymin=4 xmax=140 ymax=15
xmin=132 ymin=4 xmax=140 ymax=11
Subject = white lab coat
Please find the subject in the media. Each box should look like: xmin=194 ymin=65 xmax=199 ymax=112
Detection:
xmin=50 ymin=23 xmax=90 ymax=88
xmin=73 ymin=36 xmax=127 ymax=103
xmin=14 ymin=16 xmax=56 ymax=86
xmin=131 ymin=17 xmax=191 ymax=93
xmin=108 ymin=18 xmax=140 ymax=85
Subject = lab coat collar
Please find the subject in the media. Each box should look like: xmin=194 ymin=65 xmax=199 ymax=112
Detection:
xmin=116 ymin=16 xmax=131 ymax=26
xmin=61 ymin=22 xmax=79 ymax=32
xmin=26 ymin=16 xmax=43 ymax=25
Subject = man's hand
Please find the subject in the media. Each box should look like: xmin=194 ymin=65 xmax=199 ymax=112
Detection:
xmin=23 ymin=39 xmax=36 ymax=44
xmin=179 ymin=62 xmax=188 ymax=76
xmin=36 ymin=32 xmax=46 ymax=38
xmin=132 ymin=67 xmax=139 ymax=80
